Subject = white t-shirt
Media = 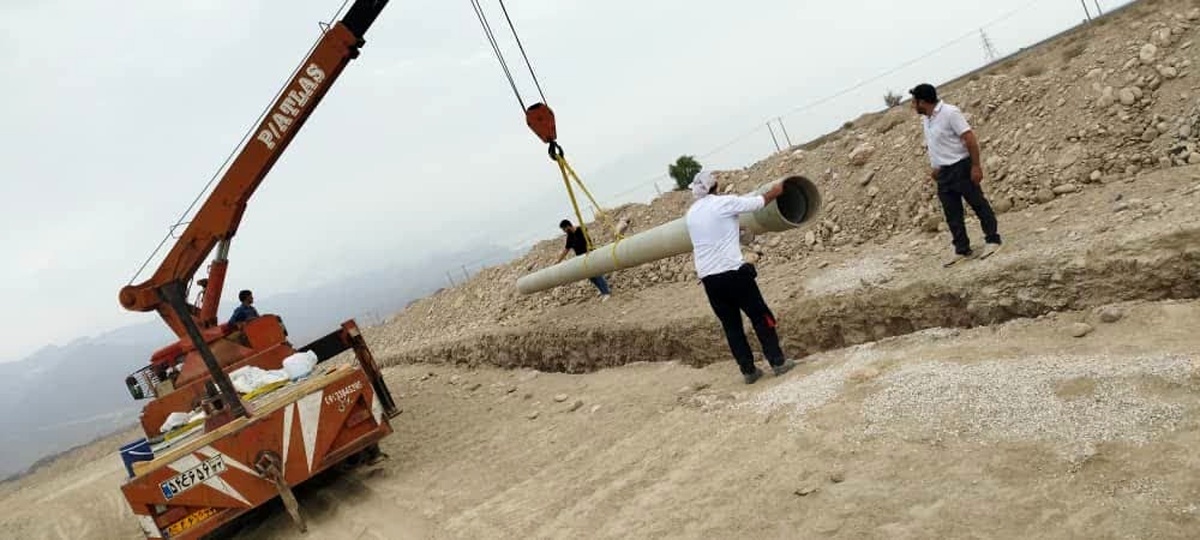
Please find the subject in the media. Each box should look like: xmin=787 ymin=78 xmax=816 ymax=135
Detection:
xmin=921 ymin=101 xmax=972 ymax=168
xmin=685 ymin=194 xmax=765 ymax=279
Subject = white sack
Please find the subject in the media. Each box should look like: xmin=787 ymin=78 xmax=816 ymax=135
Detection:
xmin=282 ymin=350 xmax=318 ymax=380
xmin=229 ymin=365 xmax=289 ymax=394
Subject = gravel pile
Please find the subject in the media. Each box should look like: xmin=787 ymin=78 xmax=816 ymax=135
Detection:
xmin=861 ymin=353 xmax=1192 ymax=460
xmin=739 ymin=343 xmax=885 ymax=428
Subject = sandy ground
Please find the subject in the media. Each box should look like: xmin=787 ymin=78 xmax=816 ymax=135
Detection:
xmin=6 ymin=3 xmax=1200 ymax=537
xmin=4 ymin=149 xmax=1198 ymax=540
xmin=2 ymin=298 xmax=1198 ymax=539
xmin=3 ymin=153 xmax=1199 ymax=540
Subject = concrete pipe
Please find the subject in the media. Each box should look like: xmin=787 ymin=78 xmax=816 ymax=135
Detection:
xmin=516 ymin=175 xmax=822 ymax=295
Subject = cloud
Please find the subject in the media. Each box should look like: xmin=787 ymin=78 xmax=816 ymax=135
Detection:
xmin=0 ymin=0 xmax=1133 ymax=361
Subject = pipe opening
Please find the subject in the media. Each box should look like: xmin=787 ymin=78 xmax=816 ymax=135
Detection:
xmin=776 ymin=175 xmax=820 ymax=226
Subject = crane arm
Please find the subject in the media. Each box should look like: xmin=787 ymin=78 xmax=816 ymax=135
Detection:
xmin=119 ymin=1 xmax=389 ymax=338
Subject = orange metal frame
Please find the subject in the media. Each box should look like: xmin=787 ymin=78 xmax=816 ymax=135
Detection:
xmin=125 ymin=319 xmax=398 ymax=537
xmin=114 ymin=2 xmax=396 ymax=538
xmin=117 ymin=20 xmax=363 ymax=338
xmin=122 ymin=321 xmax=397 ymax=539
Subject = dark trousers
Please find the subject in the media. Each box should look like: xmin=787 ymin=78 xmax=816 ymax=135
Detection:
xmin=701 ymin=264 xmax=786 ymax=375
xmin=937 ymin=157 xmax=1001 ymax=255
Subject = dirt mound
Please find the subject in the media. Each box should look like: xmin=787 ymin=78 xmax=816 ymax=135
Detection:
xmin=374 ymin=0 xmax=1200 ymax=368
xmin=373 ymin=161 xmax=1200 ymax=373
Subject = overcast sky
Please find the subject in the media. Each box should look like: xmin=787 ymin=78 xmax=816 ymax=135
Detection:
xmin=0 ymin=0 xmax=1131 ymax=361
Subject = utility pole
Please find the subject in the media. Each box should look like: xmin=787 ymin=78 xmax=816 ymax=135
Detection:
xmin=446 ymin=271 xmax=456 ymax=287
xmin=461 ymin=265 xmax=469 ymax=281
xmin=766 ymin=122 xmax=781 ymax=152
xmin=777 ymin=118 xmax=793 ymax=147
xmin=1093 ymin=0 xmax=1102 ymax=15
xmin=980 ymin=29 xmax=1000 ymax=62
xmin=1079 ymin=0 xmax=1092 ymax=21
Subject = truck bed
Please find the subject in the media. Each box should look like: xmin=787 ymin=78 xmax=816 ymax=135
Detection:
xmin=129 ymin=362 xmax=354 ymax=479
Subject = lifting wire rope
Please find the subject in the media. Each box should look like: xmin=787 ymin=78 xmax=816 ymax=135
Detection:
xmin=127 ymin=1 xmax=354 ymax=288
xmin=468 ymin=0 xmax=624 ymax=268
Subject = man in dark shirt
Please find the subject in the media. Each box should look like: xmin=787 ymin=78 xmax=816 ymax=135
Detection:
xmin=555 ymin=219 xmax=611 ymax=300
xmin=228 ymin=289 xmax=260 ymax=327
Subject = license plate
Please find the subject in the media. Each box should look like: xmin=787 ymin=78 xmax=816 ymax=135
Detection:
xmin=165 ymin=507 xmax=219 ymax=537
xmin=160 ymin=455 xmax=226 ymax=500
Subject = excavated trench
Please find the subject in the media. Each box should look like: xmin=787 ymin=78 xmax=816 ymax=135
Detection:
xmin=385 ymin=225 xmax=1200 ymax=374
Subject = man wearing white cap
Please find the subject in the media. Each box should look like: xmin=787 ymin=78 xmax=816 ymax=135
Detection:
xmin=685 ymin=170 xmax=796 ymax=384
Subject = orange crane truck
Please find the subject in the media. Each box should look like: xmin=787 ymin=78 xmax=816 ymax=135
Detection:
xmin=114 ymin=2 xmax=399 ymax=538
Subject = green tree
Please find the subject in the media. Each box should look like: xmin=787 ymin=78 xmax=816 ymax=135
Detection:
xmin=668 ymin=155 xmax=703 ymax=191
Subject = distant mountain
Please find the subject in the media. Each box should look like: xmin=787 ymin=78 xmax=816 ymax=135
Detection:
xmin=0 ymin=338 xmax=151 ymax=479
xmin=262 ymin=242 xmax=520 ymax=345
xmin=0 ymin=243 xmax=521 ymax=480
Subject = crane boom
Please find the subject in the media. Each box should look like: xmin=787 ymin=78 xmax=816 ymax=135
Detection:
xmin=112 ymin=6 xmax=401 ymax=537
xmin=119 ymin=0 xmax=389 ymax=338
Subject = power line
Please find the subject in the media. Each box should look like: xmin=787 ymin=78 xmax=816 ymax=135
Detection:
xmin=464 ymin=0 xmax=1130 ymax=283
xmin=128 ymin=1 xmax=355 ymax=285
xmin=594 ymin=0 xmax=1049 ymax=204
xmin=775 ymin=0 xmax=1043 ymax=124
xmin=699 ymin=124 xmax=770 ymax=161
xmin=490 ymin=3 xmax=1056 ymax=245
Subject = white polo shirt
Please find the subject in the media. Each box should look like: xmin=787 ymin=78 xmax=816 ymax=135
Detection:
xmin=921 ymin=101 xmax=973 ymax=167
xmin=685 ymin=194 xmax=765 ymax=279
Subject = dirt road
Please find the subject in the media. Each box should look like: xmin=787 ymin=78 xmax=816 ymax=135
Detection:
xmin=5 ymin=2 xmax=1200 ymax=536
xmin=3 ymin=299 xmax=1198 ymax=539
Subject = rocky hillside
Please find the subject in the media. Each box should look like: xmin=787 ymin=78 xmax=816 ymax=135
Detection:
xmin=368 ymin=0 xmax=1200 ymax=365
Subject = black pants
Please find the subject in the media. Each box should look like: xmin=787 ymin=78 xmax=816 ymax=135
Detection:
xmin=937 ymin=157 xmax=1001 ymax=255
xmin=701 ymin=264 xmax=786 ymax=375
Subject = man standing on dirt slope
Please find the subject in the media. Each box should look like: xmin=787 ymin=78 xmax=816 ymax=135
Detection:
xmin=555 ymin=219 xmax=612 ymax=301
xmin=685 ymin=170 xmax=797 ymax=384
xmin=910 ymin=82 xmax=1003 ymax=267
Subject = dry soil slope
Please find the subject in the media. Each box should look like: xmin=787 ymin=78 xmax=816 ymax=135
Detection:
xmin=369 ymin=0 xmax=1200 ymax=369
xmin=373 ymin=166 xmax=1200 ymax=372
xmin=5 ymin=2 xmax=1200 ymax=539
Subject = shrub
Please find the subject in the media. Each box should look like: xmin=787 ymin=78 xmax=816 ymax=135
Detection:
xmin=668 ymin=155 xmax=703 ymax=191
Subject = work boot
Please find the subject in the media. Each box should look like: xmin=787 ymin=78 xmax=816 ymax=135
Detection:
xmin=743 ymin=368 xmax=764 ymax=385
xmin=979 ymin=242 xmax=1003 ymax=259
xmin=771 ymin=359 xmax=797 ymax=377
